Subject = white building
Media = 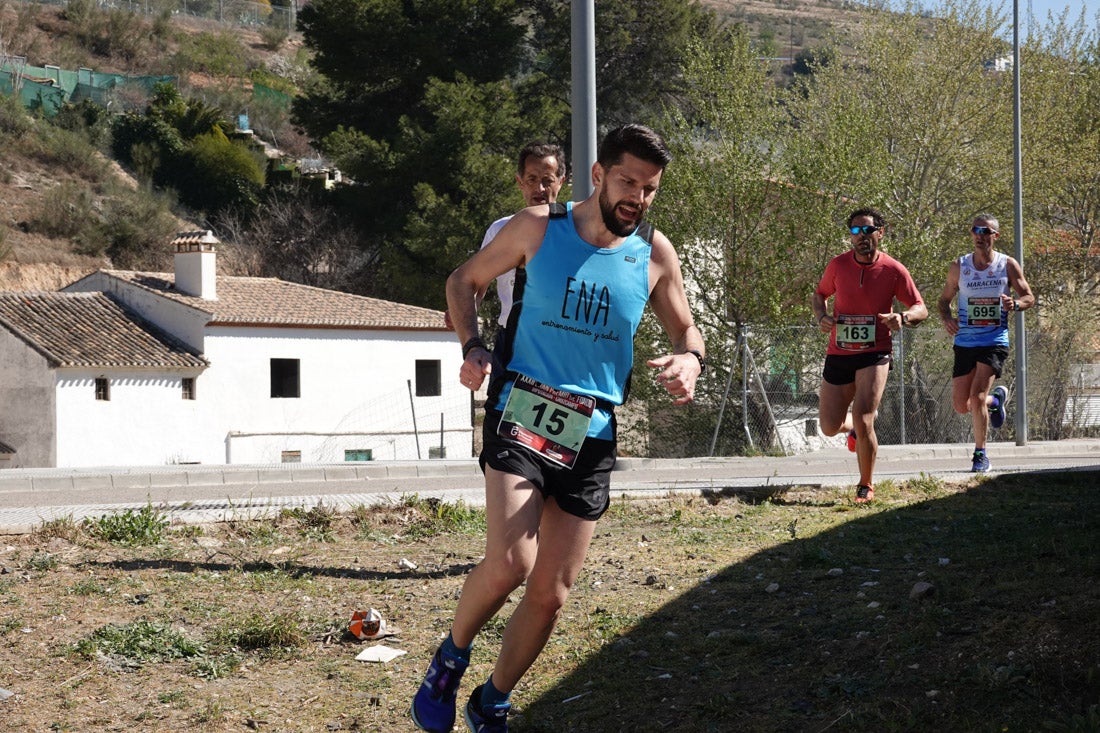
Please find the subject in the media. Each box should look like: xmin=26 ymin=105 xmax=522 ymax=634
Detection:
xmin=0 ymin=232 xmax=467 ymax=468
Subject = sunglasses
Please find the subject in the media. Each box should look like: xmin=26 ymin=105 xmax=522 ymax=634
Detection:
xmin=971 ymin=226 xmax=998 ymax=235
xmin=849 ymin=225 xmax=881 ymax=235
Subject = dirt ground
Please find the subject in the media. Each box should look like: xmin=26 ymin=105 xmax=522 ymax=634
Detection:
xmin=1 ymin=473 xmax=1097 ymax=733
xmin=0 ymin=494 xmax=768 ymax=732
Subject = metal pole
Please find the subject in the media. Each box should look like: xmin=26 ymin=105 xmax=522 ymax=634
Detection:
xmin=407 ymin=379 xmax=421 ymax=459
xmin=897 ymin=330 xmax=907 ymax=444
xmin=1013 ymin=0 xmax=1028 ymax=445
xmin=742 ymin=324 xmax=753 ymax=449
xmin=709 ymin=333 xmax=740 ymax=457
xmin=571 ymin=0 xmax=597 ymax=201
xmin=438 ymin=413 xmax=444 ymax=459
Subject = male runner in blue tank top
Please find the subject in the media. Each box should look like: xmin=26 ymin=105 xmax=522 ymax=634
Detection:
xmin=937 ymin=214 xmax=1034 ymax=472
xmin=412 ymin=124 xmax=705 ymax=733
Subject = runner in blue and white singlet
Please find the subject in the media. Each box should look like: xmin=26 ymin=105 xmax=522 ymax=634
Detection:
xmin=953 ymin=250 xmax=1010 ymax=349
xmin=938 ymin=214 xmax=1035 ymax=473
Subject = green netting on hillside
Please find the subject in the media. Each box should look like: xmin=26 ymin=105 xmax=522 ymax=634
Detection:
xmin=0 ymin=75 xmax=66 ymax=117
xmin=0 ymin=62 xmax=175 ymax=115
xmin=252 ymin=82 xmax=291 ymax=110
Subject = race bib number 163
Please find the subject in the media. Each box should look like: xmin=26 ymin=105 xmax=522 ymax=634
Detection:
xmin=835 ymin=314 xmax=876 ymax=351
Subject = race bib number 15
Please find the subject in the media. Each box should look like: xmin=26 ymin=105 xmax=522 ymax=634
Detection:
xmin=498 ymin=375 xmax=595 ymax=469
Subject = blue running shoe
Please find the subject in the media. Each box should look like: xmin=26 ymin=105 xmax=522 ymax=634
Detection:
xmin=411 ymin=646 xmax=469 ymax=733
xmin=989 ymin=385 xmax=1010 ymax=429
xmin=971 ymin=450 xmax=990 ymax=473
xmin=464 ymin=685 xmax=510 ymax=733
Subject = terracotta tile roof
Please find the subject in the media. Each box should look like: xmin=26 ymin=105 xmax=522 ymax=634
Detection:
xmin=0 ymin=292 xmax=209 ymax=369
xmin=102 ymin=271 xmax=447 ymax=330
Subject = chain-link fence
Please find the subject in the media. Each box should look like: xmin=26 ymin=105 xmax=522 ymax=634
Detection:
xmin=617 ymin=320 xmax=1100 ymax=459
xmin=21 ymin=0 xmax=297 ymax=33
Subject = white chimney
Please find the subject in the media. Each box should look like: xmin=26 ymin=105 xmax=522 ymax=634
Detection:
xmin=172 ymin=230 xmax=218 ymax=300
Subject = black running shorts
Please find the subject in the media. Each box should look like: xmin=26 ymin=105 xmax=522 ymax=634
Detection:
xmin=822 ymin=352 xmax=892 ymax=386
xmin=480 ymin=410 xmax=615 ymax=521
xmin=952 ymin=345 xmax=1009 ymax=379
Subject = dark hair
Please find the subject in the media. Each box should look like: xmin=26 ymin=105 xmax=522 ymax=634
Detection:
xmin=597 ymin=124 xmax=672 ymax=170
xmin=517 ymin=142 xmax=566 ymax=179
xmin=847 ymin=207 xmax=886 ymax=229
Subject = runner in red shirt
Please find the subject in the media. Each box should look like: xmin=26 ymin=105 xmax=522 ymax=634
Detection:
xmin=811 ymin=208 xmax=928 ymax=502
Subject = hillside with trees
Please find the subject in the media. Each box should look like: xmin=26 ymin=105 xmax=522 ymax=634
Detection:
xmin=1 ymin=0 xmax=1098 ymax=445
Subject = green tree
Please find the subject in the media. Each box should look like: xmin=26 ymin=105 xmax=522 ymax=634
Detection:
xmin=291 ymin=0 xmax=567 ymax=308
xmin=528 ymin=0 xmax=728 ymax=128
xmin=1013 ymin=15 xmax=1100 ymax=436
xmin=293 ymin=0 xmax=528 ymax=144
xmin=784 ymin=0 xmax=1016 ymax=290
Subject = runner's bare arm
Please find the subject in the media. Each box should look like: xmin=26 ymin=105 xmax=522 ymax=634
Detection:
xmin=1003 ymin=257 xmax=1035 ymax=312
xmin=646 ymin=232 xmax=704 ymax=405
xmin=445 ymin=209 xmax=548 ymax=389
xmin=938 ymin=260 xmax=961 ymax=337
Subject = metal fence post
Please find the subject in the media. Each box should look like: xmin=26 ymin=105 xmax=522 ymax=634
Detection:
xmin=708 ymin=332 xmax=739 ymax=457
xmin=741 ymin=324 xmax=753 ymax=450
xmin=898 ymin=329 xmax=907 ymax=445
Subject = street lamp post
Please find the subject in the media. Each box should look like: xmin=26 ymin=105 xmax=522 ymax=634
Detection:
xmin=1012 ymin=0 xmax=1028 ymax=444
xmin=571 ymin=0 xmax=597 ymax=200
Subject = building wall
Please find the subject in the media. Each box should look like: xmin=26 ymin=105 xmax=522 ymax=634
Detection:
xmin=54 ymin=370 xmax=205 ymax=467
xmin=0 ymin=330 xmax=57 ymax=467
xmin=192 ymin=326 xmax=469 ymax=464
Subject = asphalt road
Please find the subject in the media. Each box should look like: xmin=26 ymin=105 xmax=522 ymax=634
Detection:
xmin=0 ymin=439 xmax=1097 ymax=534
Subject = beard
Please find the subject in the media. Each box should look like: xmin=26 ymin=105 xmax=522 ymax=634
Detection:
xmin=599 ymin=187 xmax=643 ymax=237
xmin=854 ymin=239 xmax=877 ymax=259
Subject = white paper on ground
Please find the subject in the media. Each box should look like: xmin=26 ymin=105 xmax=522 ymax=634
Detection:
xmin=355 ymin=644 xmax=407 ymax=663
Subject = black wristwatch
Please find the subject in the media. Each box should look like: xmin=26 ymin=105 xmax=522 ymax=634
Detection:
xmin=687 ymin=349 xmax=706 ymax=375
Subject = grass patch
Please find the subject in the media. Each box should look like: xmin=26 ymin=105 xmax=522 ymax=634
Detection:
xmin=212 ymin=611 xmax=307 ymax=652
xmin=399 ymin=495 xmax=486 ymax=539
xmin=73 ymin=619 xmax=203 ymax=665
xmin=82 ymin=504 xmax=169 ymax=546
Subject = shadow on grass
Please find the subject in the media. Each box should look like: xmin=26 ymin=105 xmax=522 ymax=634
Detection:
xmin=85 ymin=557 xmax=477 ymax=581
xmin=518 ymin=471 xmax=1100 ymax=733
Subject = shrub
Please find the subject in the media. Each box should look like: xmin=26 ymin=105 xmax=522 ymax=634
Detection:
xmin=52 ymin=98 xmax=114 ymax=149
xmin=0 ymin=93 xmax=33 ymax=137
xmin=31 ymin=182 xmax=98 ymax=240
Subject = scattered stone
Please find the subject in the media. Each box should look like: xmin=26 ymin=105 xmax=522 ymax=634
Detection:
xmin=0 ymin=688 xmax=13 ymax=702
xmin=910 ymin=581 xmax=935 ymax=600
xmin=765 ymin=582 xmax=779 ymax=594
xmin=827 ymin=568 xmax=844 ymax=577
xmin=398 ymin=558 xmax=417 ymax=570
xmin=938 ymin=557 xmax=950 ymax=565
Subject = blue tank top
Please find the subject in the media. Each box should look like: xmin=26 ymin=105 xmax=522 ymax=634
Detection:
xmin=955 ymin=251 xmax=1010 ymax=348
xmin=491 ymin=201 xmax=652 ymax=439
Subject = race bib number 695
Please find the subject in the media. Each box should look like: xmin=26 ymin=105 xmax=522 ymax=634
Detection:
xmin=967 ymin=296 xmax=1001 ymax=327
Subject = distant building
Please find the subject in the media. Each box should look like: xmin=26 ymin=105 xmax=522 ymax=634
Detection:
xmin=0 ymin=232 xmax=465 ymax=467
